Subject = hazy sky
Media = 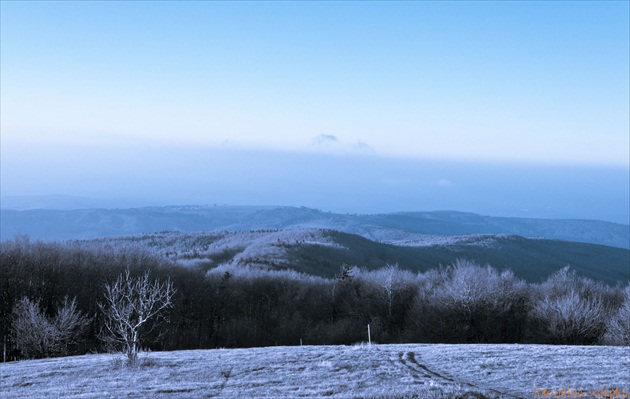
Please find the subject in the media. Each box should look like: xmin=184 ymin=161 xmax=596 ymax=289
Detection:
xmin=1 ymin=1 xmax=629 ymax=222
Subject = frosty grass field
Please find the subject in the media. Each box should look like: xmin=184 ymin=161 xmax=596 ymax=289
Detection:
xmin=1 ymin=344 xmax=628 ymax=399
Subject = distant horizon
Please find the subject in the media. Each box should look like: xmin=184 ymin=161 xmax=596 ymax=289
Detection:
xmin=2 ymin=147 xmax=628 ymax=224
xmin=1 ymin=2 xmax=628 ymax=225
xmin=2 ymin=194 xmax=629 ymax=226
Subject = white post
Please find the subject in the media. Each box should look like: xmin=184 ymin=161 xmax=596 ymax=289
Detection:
xmin=367 ymin=324 xmax=371 ymax=345
xmin=300 ymin=338 xmax=303 ymax=346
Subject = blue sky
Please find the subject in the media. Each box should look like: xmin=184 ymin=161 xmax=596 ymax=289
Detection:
xmin=1 ymin=1 xmax=629 ymax=221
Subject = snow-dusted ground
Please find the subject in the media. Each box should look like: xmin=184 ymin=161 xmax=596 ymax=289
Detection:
xmin=1 ymin=344 xmax=628 ymax=398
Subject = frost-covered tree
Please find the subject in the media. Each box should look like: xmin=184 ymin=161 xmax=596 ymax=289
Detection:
xmin=601 ymin=286 xmax=630 ymax=346
xmin=378 ymin=264 xmax=400 ymax=324
xmin=532 ymin=289 xmax=606 ymax=344
xmin=53 ymin=297 xmax=92 ymax=354
xmin=359 ymin=264 xmax=416 ymax=328
xmin=531 ymin=266 xmax=609 ymax=344
xmin=407 ymin=259 xmax=528 ymax=343
xmin=11 ymin=297 xmax=50 ymax=358
xmin=11 ymin=296 xmax=90 ymax=358
xmin=99 ymin=269 xmax=175 ymax=362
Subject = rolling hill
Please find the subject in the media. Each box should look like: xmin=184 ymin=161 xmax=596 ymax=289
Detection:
xmin=85 ymin=229 xmax=630 ymax=284
xmin=1 ymin=205 xmax=628 ymax=248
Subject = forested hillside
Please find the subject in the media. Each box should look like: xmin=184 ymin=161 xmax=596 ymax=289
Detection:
xmin=84 ymin=229 xmax=630 ymax=284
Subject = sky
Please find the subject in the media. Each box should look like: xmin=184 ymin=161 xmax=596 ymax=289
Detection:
xmin=1 ymin=1 xmax=629 ymax=222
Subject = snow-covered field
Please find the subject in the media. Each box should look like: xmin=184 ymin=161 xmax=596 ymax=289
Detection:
xmin=1 ymin=344 xmax=628 ymax=398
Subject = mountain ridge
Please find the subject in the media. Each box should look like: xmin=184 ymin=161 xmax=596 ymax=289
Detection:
xmin=1 ymin=205 xmax=628 ymax=249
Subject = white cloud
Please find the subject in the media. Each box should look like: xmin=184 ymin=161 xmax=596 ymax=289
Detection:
xmin=354 ymin=141 xmax=375 ymax=155
xmin=437 ymin=179 xmax=454 ymax=188
xmin=310 ymin=135 xmax=375 ymax=156
xmin=311 ymin=134 xmax=340 ymax=146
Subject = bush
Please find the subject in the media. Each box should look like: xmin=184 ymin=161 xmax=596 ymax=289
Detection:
xmin=531 ymin=290 xmax=606 ymax=344
xmin=11 ymin=296 xmax=90 ymax=358
xmin=601 ymin=286 xmax=630 ymax=346
xmin=530 ymin=267 xmax=610 ymax=344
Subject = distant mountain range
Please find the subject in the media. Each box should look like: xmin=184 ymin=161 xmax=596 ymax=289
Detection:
xmin=1 ymin=205 xmax=628 ymax=249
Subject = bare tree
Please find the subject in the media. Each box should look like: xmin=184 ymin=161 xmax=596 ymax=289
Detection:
xmin=380 ymin=264 xmax=397 ymax=325
xmin=532 ymin=289 xmax=606 ymax=344
xmin=11 ymin=296 xmax=90 ymax=358
xmin=601 ymin=286 xmax=630 ymax=346
xmin=11 ymin=297 xmax=51 ymax=358
xmin=99 ymin=269 xmax=175 ymax=362
xmin=427 ymin=259 xmax=528 ymax=343
xmin=53 ymin=296 xmax=92 ymax=355
xmin=366 ymin=264 xmax=414 ymax=325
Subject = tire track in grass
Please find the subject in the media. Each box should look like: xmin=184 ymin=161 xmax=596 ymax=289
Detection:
xmin=402 ymin=352 xmax=455 ymax=382
xmin=396 ymin=351 xmax=525 ymax=399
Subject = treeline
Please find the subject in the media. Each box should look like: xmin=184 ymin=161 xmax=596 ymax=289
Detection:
xmin=1 ymin=237 xmax=628 ymax=361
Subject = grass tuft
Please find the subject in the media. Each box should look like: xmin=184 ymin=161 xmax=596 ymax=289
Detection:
xmin=110 ymin=353 xmax=159 ymax=370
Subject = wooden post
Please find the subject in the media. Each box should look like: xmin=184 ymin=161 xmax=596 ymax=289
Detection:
xmin=367 ymin=324 xmax=371 ymax=345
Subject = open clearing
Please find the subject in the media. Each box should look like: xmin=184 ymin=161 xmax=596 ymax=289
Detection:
xmin=1 ymin=344 xmax=628 ymax=398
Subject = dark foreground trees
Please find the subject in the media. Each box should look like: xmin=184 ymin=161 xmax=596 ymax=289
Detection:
xmin=1 ymin=238 xmax=628 ymax=361
xmin=406 ymin=261 xmax=529 ymax=343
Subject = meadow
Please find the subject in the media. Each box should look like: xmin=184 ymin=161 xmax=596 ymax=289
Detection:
xmin=1 ymin=343 xmax=628 ymax=399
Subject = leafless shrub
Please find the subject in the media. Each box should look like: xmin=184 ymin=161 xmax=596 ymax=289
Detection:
xmin=601 ymin=286 xmax=630 ymax=346
xmin=532 ymin=289 xmax=606 ymax=344
xmin=531 ymin=267 xmax=610 ymax=344
xmin=11 ymin=296 xmax=90 ymax=358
